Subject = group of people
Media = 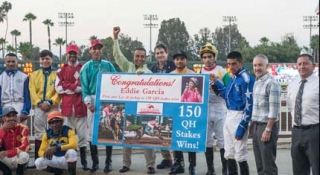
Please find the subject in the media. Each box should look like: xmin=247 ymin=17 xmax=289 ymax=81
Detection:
xmin=0 ymin=26 xmax=317 ymax=175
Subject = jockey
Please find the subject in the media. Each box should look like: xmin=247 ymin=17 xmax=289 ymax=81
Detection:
xmin=145 ymin=119 xmax=160 ymax=134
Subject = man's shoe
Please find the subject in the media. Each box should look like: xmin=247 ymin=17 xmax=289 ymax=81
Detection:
xmin=90 ymin=164 xmax=99 ymax=173
xmin=147 ymin=167 xmax=156 ymax=174
xmin=119 ymin=166 xmax=130 ymax=173
xmin=205 ymin=170 xmax=216 ymax=175
xmin=188 ymin=166 xmax=196 ymax=175
xmin=169 ymin=162 xmax=184 ymax=175
xmin=104 ymin=162 xmax=112 ymax=173
xmin=157 ymin=159 xmax=173 ymax=169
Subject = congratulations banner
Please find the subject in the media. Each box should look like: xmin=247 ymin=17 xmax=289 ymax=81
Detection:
xmin=92 ymin=72 xmax=209 ymax=152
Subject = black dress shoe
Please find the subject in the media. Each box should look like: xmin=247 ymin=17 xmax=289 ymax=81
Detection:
xmin=119 ymin=166 xmax=130 ymax=173
xmin=169 ymin=162 xmax=184 ymax=175
xmin=90 ymin=164 xmax=99 ymax=173
xmin=82 ymin=164 xmax=90 ymax=171
xmin=147 ymin=167 xmax=156 ymax=174
xmin=104 ymin=162 xmax=112 ymax=173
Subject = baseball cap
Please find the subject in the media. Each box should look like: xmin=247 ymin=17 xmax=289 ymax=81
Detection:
xmin=2 ymin=106 xmax=18 ymax=117
xmin=47 ymin=111 xmax=64 ymax=123
xmin=66 ymin=44 xmax=79 ymax=54
xmin=173 ymin=50 xmax=187 ymax=60
xmin=199 ymin=43 xmax=218 ymax=59
xmin=90 ymin=39 xmax=103 ymax=48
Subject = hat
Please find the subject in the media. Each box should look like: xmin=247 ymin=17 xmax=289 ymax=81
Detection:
xmin=189 ymin=77 xmax=198 ymax=86
xmin=2 ymin=106 xmax=18 ymax=117
xmin=199 ymin=43 xmax=218 ymax=59
xmin=47 ymin=111 xmax=64 ymax=123
xmin=66 ymin=44 xmax=79 ymax=53
xmin=90 ymin=39 xmax=103 ymax=48
xmin=300 ymin=48 xmax=313 ymax=57
xmin=173 ymin=50 xmax=187 ymax=59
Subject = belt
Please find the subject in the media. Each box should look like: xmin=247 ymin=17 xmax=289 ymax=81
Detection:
xmin=253 ymin=121 xmax=267 ymax=125
xmin=294 ymin=123 xmax=319 ymax=130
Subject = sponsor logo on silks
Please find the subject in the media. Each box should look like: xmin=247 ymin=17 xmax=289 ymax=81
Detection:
xmin=137 ymin=103 xmax=162 ymax=115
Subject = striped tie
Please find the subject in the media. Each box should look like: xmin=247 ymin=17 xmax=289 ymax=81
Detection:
xmin=294 ymin=79 xmax=307 ymax=126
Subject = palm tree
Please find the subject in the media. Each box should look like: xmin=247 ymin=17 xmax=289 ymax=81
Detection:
xmin=23 ymin=13 xmax=37 ymax=46
xmin=0 ymin=1 xmax=12 ymax=42
xmin=0 ymin=38 xmax=7 ymax=59
xmin=89 ymin=35 xmax=98 ymax=41
xmin=43 ymin=19 xmax=54 ymax=51
xmin=18 ymin=42 xmax=33 ymax=60
xmin=6 ymin=44 xmax=14 ymax=53
xmin=53 ymin=37 xmax=66 ymax=60
xmin=10 ymin=29 xmax=21 ymax=55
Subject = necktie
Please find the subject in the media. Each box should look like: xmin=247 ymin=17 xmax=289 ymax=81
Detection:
xmin=294 ymin=79 xmax=307 ymax=125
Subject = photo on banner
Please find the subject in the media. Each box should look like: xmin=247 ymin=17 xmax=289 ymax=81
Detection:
xmin=92 ymin=72 xmax=209 ymax=152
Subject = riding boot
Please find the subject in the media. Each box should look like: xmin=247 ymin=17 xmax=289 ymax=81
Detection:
xmin=80 ymin=146 xmax=90 ymax=171
xmin=68 ymin=161 xmax=77 ymax=175
xmin=45 ymin=166 xmax=63 ymax=175
xmin=220 ymin=149 xmax=227 ymax=175
xmin=188 ymin=152 xmax=196 ymax=175
xmin=227 ymin=159 xmax=238 ymax=175
xmin=104 ymin=146 xmax=113 ymax=173
xmin=16 ymin=162 xmax=28 ymax=175
xmin=0 ymin=161 xmax=12 ymax=175
xmin=27 ymin=139 xmax=41 ymax=169
xmin=169 ymin=151 xmax=185 ymax=175
xmin=239 ymin=161 xmax=249 ymax=175
xmin=89 ymin=142 xmax=99 ymax=172
xmin=205 ymin=147 xmax=215 ymax=175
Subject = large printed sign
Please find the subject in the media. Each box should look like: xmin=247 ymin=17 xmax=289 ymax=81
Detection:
xmin=92 ymin=73 xmax=209 ymax=152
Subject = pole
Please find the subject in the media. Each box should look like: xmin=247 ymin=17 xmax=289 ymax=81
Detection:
xmin=302 ymin=15 xmax=319 ymax=48
xmin=65 ymin=14 xmax=68 ymax=52
xmin=223 ymin=16 xmax=237 ymax=55
xmin=143 ymin=14 xmax=158 ymax=61
xmin=150 ymin=18 xmax=152 ymax=56
xmin=228 ymin=20 xmax=231 ymax=53
xmin=309 ymin=19 xmax=312 ymax=47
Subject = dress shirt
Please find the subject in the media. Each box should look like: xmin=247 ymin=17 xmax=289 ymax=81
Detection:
xmin=287 ymin=74 xmax=319 ymax=125
xmin=251 ymin=73 xmax=281 ymax=122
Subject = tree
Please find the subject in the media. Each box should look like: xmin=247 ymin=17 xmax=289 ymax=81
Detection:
xmin=0 ymin=38 xmax=7 ymax=59
xmin=43 ymin=19 xmax=54 ymax=51
xmin=310 ymin=34 xmax=319 ymax=50
xmin=6 ymin=44 xmax=14 ymax=53
xmin=10 ymin=29 xmax=21 ymax=54
xmin=0 ymin=1 xmax=12 ymax=43
xmin=117 ymin=34 xmax=144 ymax=62
xmin=23 ymin=13 xmax=37 ymax=46
xmin=89 ymin=35 xmax=98 ymax=41
xmin=53 ymin=37 xmax=66 ymax=60
xmin=18 ymin=42 xmax=39 ymax=60
xmin=193 ymin=27 xmax=213 ymax=51
xmin=157 ymin=18 xmax=191 ymax=60
xmin=212 ymin=24 xmax=250 ymax=61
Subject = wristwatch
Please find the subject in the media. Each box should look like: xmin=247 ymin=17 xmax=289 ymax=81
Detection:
xmin=265 ymin=127 xmax=271 ymax=132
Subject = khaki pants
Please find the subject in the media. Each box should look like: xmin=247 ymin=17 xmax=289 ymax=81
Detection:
xmin=123 ymin=148 xmax=155 ymax=168
xmin=160 ymin=150 xmax=172 ymax=160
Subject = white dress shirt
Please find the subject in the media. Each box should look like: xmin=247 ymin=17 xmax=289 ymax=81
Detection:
xmin=287 ymin=74 xmax=319 ymax=125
